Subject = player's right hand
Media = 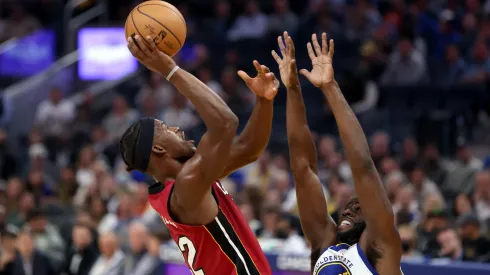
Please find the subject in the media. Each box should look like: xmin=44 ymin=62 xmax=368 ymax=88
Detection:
xmin=299 ymin=33 xmax=335 ymax=89
xmin=272 ymin=31 xmax=299 ymax=88
xmin=127 ymin=35 xmax=177 ymax=76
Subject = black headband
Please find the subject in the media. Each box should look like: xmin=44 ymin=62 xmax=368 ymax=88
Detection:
xmin=132 ymin=117 xmax=155 ymax=171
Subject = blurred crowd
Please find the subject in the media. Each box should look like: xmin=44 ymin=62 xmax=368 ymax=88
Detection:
xmin=2 ymin=0 xmax=490 ymax=274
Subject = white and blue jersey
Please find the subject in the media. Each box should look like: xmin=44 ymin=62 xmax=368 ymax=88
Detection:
xmin=313 ymin=243 xmax=378 ymax=275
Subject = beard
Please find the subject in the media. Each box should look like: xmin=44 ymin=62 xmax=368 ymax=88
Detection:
xmin=337 ymin=221 xmax=366 ymax=245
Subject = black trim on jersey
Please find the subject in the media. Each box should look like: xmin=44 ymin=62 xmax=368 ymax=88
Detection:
xmin=205 ymin=211 xmax=260 ymax=275
xmin=148 ymin=182 xmax=164 ymax=194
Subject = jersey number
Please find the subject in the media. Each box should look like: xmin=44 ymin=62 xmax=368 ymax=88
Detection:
xmin=178 ymin=236 xmax=205 ymax=275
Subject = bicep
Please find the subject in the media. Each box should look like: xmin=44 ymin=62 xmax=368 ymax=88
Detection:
xmin=293 ymin=167 xmax=336 ymax=250
xmin=174 ymin=130 xmax=236 ymax=206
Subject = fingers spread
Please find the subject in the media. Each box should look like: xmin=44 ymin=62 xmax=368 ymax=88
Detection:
xmin=271 ymin=50 xmax=282 ymax=64
xmin=312 ymin=33 xmax=322 ymax=57
xmin=299 ymin=69 xmax=310 ymax=79
xmin=289 ymin=59 xmax=296 ymax=71
xmin=287 ymin=36 xmax=295 ymax=56
xmin=329 ymin=39 xmax=335 ymax=58
xmin=321 ymin=33 xmax=328 ymax=55
xmin=237 ymin=70 xmax=251 ymax=83
xmin=307 ymin=42 xmax=316 ymax=60
xmin=253 ymin=60 xmax=262 ymax=73
xmin=261 ymin=65 xmax=270 ymax=74
xmin=278 ymin=36 xmax=286 ymax=56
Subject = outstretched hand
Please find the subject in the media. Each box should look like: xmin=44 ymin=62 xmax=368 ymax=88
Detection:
xmin=127 ymin=35 xmax=176 ymax=76
xmin=300 ymin=33 xmax=335 ymax=89
xmin=238 ymin=60 xmax=279 ymax=100
xmin=272 ymin=31 xmax=299 ymax=87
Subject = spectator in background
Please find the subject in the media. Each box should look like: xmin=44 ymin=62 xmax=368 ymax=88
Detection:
xmin=398 ymin=225 xmax=424 ymax=262
xmin=435 ymin=10 xmax=461 ymax=60
xmin=462 ymin=40 xmax=490 ymax=84
xmin=0 ymin=4 xmax=41 ymax=41
xmin=220 ymin=66 xmax=255 ymax=114
xmin=102 ymin=96 xmax=138 ymax=144
xmin=204 ymin=0 xmax=232 ymax=42
xmin=409 ymin=165 xmax=446 ymax=209
xmin=5 ymin=178 xmax=23 ymax=216
xmin=136 ymin=72 xmax=174 ymax=112
xmin=0 ymin=129 xmax=16 ymax=180
xmin=196 ymin=67 xmax=224 ymax=98
xmin=381 ymin=37 xmax=428 ymax=85
xmin=436 ymin=227 xmax=464 ymax=262
xmin=256 ymin=205 xmax=281 ymax=240
xmin=458 ymin=214 xmax=490 ymax=263
xmin=238 ymin=201 xmax=261 ymax=234
xmin=97 ymin=193 xmax=134 ymax=238
xmin=23 ymin=143 xmax=59 ymax=189
xmin=370 ymin=131 xmax=391 ymax=168
xmin=474 ymin=171 xmax=490 ymax=226
xmin=13 ymin=229 xmax=55 ymax=275
xmin=460 ymin=13 xmax=478 ymax=56
xmin=400 ymin=137 xmax=420 ymax=174
xmin=228 ymin=1 xmax=268 ymax=41
xmin=419 ymin=211 xmax=449 ymax=258
xmin=121 ymin=222 xmax=160 ymax=275
xmin=35 ymin=88 xmax=75 ymax=160
xmin=0 ymin=226 xmax=18 ymax=273
xmin=423 ymin=143 xmax=448 ymax=186
xmin=159 ymin=93 xmax=198 ymax=132
xmin=24 ymin=209 xmax=65 ymax=269
xmin=434 ymin=44 xmax=467 ymax=85
xmin=64 ymin=223 xmax=99 ymax=275
xmin=7 ymin=192 xmax=35 ymax=228
xmin=267 ymin=0 xmax=298 ymax=36
xmin=275 ymin=214 xmax=308 ymax=255
xmin=89 ymin=232 xmax=124 ymax=275
xmin=454 ymin=142 xmax=483 ymax=171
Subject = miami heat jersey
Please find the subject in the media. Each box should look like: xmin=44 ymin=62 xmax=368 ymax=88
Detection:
xmin=313 ymin=243 xmax=377 ymax=275
xmin=148 ymin=180 xmax=271 ymax=275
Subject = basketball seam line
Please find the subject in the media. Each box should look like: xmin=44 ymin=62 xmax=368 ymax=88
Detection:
xmin=131 ymin=10 xmax=152 ymax=48
xmin=136 ymin=6 xmax=183 ymax=47
xmin=136 ymin=3 xmax=186 ymax=27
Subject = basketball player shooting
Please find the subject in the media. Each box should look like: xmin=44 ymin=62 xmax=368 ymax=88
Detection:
xmin=272 ymin=32 xmax=402 ymax=274
xmin=122 ymin=35 xmax=277 ymax=275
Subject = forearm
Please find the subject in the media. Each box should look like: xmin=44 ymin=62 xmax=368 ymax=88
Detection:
xmin=321 ymin=82 xmax=372 ymax=169
xmin=286 ymin=84 xmax=318 ymax=173
xmin=234 ymin=96 xmax=273 ymax=159
xmin=167 ymin=69 xmax=238 ymax=131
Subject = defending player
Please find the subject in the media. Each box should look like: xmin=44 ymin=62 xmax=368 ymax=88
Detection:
xmin=122 ymin=35 xmax=277 ymax=275
xmin=272 ymin=32 xmax=402 ymax=274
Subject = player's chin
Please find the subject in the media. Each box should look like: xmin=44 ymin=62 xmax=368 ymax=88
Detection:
xmin=337 ymin=225 xmax=353 ymax=233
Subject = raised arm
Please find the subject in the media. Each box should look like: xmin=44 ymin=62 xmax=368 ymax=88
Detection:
xmin=128 ymin=36 xmax=238 ymax=207
xmin=219 ymin=61 xmax=279 ymax=178
xmin=272 ymin=32 xmax=336 ymax=254
xmin=300 ymin=33 xmax=401 ymax=260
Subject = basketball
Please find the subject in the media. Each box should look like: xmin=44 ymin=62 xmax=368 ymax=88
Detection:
xmin=125 ymin=0 xmax=186 ymax=57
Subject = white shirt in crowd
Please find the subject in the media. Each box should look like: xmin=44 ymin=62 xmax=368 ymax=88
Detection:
xmin=36 ymin=99 xmax=75 ymax=136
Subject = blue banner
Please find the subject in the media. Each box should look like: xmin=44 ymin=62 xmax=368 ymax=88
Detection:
xmin=160 ymin=244 xmax=490 ymax=275
xmin=0 ymin=30 xmax=55 ymax=77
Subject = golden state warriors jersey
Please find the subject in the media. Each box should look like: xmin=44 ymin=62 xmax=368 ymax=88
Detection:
xmin=313 ymin=243 xmax=377 ymax=275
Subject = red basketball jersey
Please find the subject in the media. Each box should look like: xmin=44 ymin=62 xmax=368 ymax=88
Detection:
xmin=148 ymin=180 xmax=271 ymax=275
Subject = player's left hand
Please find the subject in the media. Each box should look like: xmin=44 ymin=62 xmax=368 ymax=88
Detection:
xmin=300 ymin=33 xmax=335 ymax=89
xmin=238 ymin=60 xmax=279 ymax=100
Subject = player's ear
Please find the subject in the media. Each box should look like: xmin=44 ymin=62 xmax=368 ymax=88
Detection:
xmin=152 ymin=144 xmax=166 ymax=155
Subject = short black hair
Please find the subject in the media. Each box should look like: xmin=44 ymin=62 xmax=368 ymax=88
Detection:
xmin=120 ymin=120 xmax=143 ymax=171
xmin=26 ymin=209 xmax=45 ymax=221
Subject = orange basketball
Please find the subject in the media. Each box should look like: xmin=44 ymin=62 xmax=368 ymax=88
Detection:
xmin=125 ymin=0 xmax=186 ymax=57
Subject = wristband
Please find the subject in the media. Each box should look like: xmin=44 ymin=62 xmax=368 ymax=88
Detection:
xmin=166 ymin=66 xmax=180 ymax=81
